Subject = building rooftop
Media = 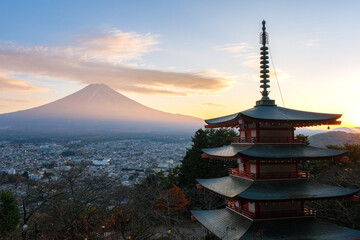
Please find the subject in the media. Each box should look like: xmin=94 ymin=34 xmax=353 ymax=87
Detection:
xmin=191 ymin=208 xmax=360 ymax=240
xmin=197 ymin=176 xmax=358 ymax=200
xmin=205 ymin=105 xmax=341 ymax=127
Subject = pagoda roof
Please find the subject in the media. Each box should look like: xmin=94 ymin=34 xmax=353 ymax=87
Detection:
xmin=197 ymin=176 xmax=358 ymax=200
xmin=191 ymin=208 xmax=360 ymax=240
xmin=202 ymin=144 xmax=346 ymax=160
xmin=205 ymin=105 xmax=341 ymax=126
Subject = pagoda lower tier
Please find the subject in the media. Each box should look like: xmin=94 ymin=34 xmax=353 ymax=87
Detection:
xmin=191 ymin=208 xmax=360 ymax=240
xmin=196 ymin=176 xmax=359 ymax=222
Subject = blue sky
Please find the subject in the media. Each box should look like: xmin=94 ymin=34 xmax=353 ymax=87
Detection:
xmin=0 ymin=1 xmax=359 ymax=126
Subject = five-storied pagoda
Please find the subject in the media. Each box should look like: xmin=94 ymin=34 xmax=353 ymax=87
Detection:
xmin=190 ymin=21 xmax=360 ymax=240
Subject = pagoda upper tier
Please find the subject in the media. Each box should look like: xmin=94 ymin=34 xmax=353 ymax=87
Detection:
xmin=205 ymin=105 xmax=342 ymax=128
xmin=196 ymin=176 xmax=358 ymax=201
xmin=202 ymin=144 xmax=346 ymax=161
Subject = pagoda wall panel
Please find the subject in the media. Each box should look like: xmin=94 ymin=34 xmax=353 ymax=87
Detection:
xmin=259 ymin=129 xmax=292 ymax=138
xmin=259 ymin=201 xmax=302 ymax=213
xmin=259 ymin=164 xmax=296 ymax=174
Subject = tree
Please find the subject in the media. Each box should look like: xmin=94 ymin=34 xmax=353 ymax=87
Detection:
xmin=295 ymin=134 xmax=309 ymax=146
xmin=0 ymin=190 xmax=21 ymax=236
xmin=35 ymin=167 xmax=114 ymax=240
xmin=178 ymin=128 xmax=237 ymax=187
xmin=155 ymin=185 xmax=189 ymax=211
xmin=107 ymin=179 xmax=174 ymax=240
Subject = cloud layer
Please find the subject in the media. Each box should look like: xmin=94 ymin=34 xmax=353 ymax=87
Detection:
xmin=0 ymin=29 xmax=232 ymax=96
xmin=215 ymin=43 xmax=252 ymax=54
xmin=0 ymin=73 xmax=44 ymax=92
xmin=201 ymin=102 xmax=227 ymax=108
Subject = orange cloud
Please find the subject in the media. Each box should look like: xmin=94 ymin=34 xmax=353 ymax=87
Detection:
xmin=0 ymin=73 xmax=45 ymax=92
xmin=0 ymin=30 xmax=232 ymax=95
xmin=0 ymin=97 xmax=44 ymax=111
xmin=0 ymin=98 xmax=41 ymax=104
xmin=57 ymin=30 xmax=159 ymax=64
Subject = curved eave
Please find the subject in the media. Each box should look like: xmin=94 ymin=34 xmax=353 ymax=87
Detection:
xmin=191 ymin=209 xmax=252 ymax=240
xmin=197 ymin=176 xmax=252 ymax=198
xmin=191 ymin=208 xmax=360 ymax=240
xmin=239 ymin=179 xmax=359 ymax=201
xmin=202 ymin=144 xmax=347 ymax=160
xmin=196 ymin=176 xmax=359 ymax=201
xmin=205 ymin=106 xmax=342 ymax=127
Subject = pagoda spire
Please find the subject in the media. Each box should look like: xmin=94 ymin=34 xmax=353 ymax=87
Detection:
xmin=256 ymin=20 xmax=276 ymax=106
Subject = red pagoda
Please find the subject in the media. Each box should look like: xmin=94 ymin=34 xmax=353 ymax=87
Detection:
xmin=191 ymin=21 xmax=360 ymax=240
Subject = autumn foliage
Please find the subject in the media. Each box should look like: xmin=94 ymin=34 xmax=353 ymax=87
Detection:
xmin=155 ymin=185 xmax=189 ymax=211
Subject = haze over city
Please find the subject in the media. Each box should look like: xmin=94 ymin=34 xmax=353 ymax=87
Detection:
xmin=0 ymin=1 xmax=359 ymax=128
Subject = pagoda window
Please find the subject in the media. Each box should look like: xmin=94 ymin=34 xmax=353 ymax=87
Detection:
xmin=239 ymin=163 xmax=245 ymax=171
xmin=251 ymin=130 xmax=257 ymax=137
xmin=240 ymin=131 xmax=245 ymax=138
xmin=250 ymin=164 xmax=257 ymax=174
xmin=248 ymin=202 xmax=256 ymax=213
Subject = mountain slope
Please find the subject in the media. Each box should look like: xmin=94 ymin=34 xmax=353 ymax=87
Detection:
xmin=0 ymin=84 xmax=203 ymax=135
xmin=309 ymin=131 xmax=360 ymax=148
xmin=330 ymin=127 xmax=359 ymax=134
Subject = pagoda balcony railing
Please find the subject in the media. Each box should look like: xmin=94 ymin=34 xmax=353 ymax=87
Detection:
xmin=258 ymin=171 xmax=310 ymax=179
xmin=231 ymin=136 xmax=306 ymax=144
xmin=226 ymin=206 xmax=255 ymax=219
xmin=229 ymin=168 xmax=310 ymax=180
xmin=227 ymin=205 xmax=316 ymax=220
xmin=228 ymin=168 xmax=256 ymax=179
xmin=256 ymin=207 xmax=316 ymax=219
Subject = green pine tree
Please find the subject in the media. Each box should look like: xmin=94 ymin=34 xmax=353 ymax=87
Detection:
xmin=0 ymin=190 xmax=21 ymax=235
xmin=178 ymin=128 xmax=237 ymax=187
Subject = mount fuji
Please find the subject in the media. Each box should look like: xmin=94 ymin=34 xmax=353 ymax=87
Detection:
xmin=0 ymin=84 xmax=203 ymax=136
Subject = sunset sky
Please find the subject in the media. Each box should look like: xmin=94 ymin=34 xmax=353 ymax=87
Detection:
xmin=0 ymin=1 xmax=359 ymax=127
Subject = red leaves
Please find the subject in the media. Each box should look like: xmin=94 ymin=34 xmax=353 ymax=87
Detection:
xmin=155 ymin=185 xmax=189 ymax=211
